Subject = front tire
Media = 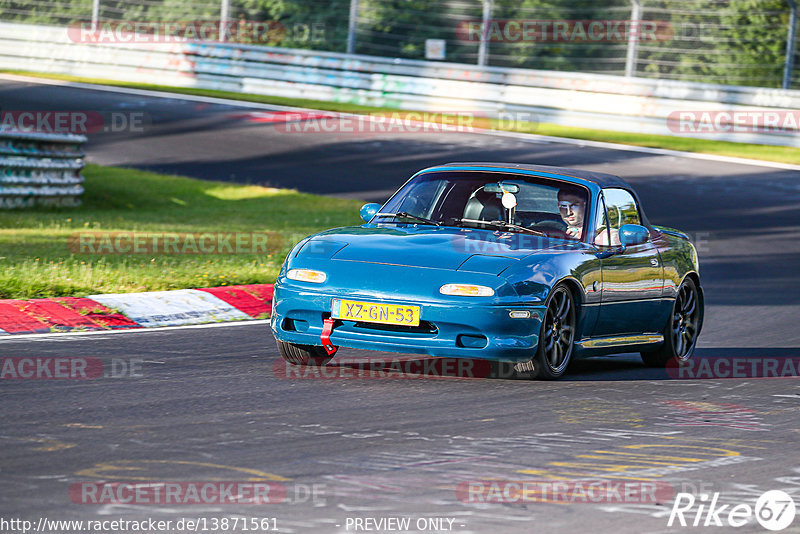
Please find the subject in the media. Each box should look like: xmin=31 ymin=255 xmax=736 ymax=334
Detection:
xmin=641 ymin=277 xmax=701 ymax=367
xmin=516 ymin=284 xmax=576 ymax=380
xmin=276 ymin=339 xmax=332 ymax=366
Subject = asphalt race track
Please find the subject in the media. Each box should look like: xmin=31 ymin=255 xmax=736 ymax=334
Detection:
xmin=2 ymin=77 xmax=800 ymax=533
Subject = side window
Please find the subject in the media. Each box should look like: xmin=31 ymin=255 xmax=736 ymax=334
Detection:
xmin=593 ymin=194 xmax=610 ymax=246
xmin=595 ymin=189 xmax=641 ymax=247
xmin=603 ymin=188 xmax=641 ymax=229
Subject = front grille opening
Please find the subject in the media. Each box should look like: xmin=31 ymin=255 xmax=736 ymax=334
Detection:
xmin=283 ymin=318 xmax=310 ymax=332
xmin=352 ymin=320 xmax=438 ymax=334
xmin=456 ymin=334 xmax=488 ymax=348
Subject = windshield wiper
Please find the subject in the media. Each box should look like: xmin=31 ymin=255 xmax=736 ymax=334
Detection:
xmin=455 ymin=218 xmax=546 ymax=237
xmin=374 ymin=212 xmax=441 ymax=226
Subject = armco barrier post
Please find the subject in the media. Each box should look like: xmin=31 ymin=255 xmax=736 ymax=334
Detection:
xmin=784 ymin=0 xmax=798 ymax=89
xmin=625 ymin=0 xmax=642 ymax=77
xmin=0 ymin=129 xmax=87 ymax=209
xmin=477 ymin=0 xmax=493 ymax=67
xmin=220 ymin=0 xmax=230 ymax=43
xmin=346 ymin=0 xmax=360 ymax=54
xmin=91 ymin=0 xmax=99 ymax=32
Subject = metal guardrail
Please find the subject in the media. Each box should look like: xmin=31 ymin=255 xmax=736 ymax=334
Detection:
xmin=1 ymin=22 xmax=799 ymax=147
xmin=0 ymin=129 xmax=87 ymax=209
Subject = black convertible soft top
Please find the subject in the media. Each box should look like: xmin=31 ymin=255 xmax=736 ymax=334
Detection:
xmin=438 ymin=162 xmax=633 ymax=190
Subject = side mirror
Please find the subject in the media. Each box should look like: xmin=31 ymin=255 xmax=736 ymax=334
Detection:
xmin=596 ymin=224 xmax=649 ymax=258
xmin=360 ymin=203 xmax=381 ymax=223
xmin=619 ymin=224 xmax=650 ymax=246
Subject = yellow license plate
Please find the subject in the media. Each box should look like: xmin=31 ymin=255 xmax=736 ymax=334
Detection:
xmin=332 ymin=299 xmax=420 ymax=326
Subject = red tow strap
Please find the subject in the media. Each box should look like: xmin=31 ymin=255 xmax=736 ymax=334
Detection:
xmin=321 ymin=317 xmax=338 ymax=356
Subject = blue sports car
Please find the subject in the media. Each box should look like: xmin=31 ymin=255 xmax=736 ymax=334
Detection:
xmin=271 ymin=162 xmax=703 ymax=379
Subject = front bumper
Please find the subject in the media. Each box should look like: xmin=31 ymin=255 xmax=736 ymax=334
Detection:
xmin=271 ymin=283 xmax=545 ymax=362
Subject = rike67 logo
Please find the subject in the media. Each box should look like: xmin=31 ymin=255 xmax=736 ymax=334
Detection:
xmin=668 ymin=490 xmax=796 ymax=530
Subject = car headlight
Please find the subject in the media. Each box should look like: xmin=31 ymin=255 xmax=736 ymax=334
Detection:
xmin=439 ymin=283 xmax=494 ymax=297
xmin=287 ymin=268 xmax=327 ymax=283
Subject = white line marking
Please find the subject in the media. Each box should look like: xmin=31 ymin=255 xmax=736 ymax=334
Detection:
xmin=475 ymin=128 xmax=800 ymax=172
xmin=3 ymin=73 xmax=799 ymax=172
xmin=0 ymin=73 xmax=315 ymax=112
xmin=0 ymin=319 xmax=271 ymax=343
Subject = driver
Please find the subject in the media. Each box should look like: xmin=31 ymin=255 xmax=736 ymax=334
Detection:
xmin=557 ymin=186 xmax=586 ymax=240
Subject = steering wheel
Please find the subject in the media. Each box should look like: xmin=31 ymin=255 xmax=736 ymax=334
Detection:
xmin=532 ymin=219 xmax=568 ymax=238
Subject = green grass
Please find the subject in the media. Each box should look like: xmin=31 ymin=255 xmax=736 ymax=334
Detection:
xmin=0 ymin=164 xmax=363 ymax=299
xmin=5 ymin=69 xmax=800 ymax=165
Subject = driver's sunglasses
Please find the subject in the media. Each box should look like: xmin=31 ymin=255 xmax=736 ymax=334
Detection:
xmin=558 ymin=201 xmax=584 ymax=214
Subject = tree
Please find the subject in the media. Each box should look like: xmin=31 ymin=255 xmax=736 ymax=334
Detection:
xmin=638 ymin=0 xmax=791 ymax=87
xmin=233 ymin=0 xmax=351 ymax=50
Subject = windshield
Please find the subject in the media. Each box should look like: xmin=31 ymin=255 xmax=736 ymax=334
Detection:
xmin=375 ymin=171 xmax=590 ymax=240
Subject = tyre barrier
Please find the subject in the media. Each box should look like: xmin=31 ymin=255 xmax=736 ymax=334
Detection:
xmin=0 ymin=129 xmax=87 ymax=209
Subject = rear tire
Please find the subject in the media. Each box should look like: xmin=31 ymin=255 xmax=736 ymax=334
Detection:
xmin=276 ymin=339 xmax=332 ymax=366
xmin=641 ymin=277 xmax=701 ymax=367
xmin=515 ymin=284 xmax=576 ymax=380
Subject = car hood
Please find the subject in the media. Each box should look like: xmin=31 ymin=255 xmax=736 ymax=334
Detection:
xmin=295 ymin=225 xmax=562 ymax=275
